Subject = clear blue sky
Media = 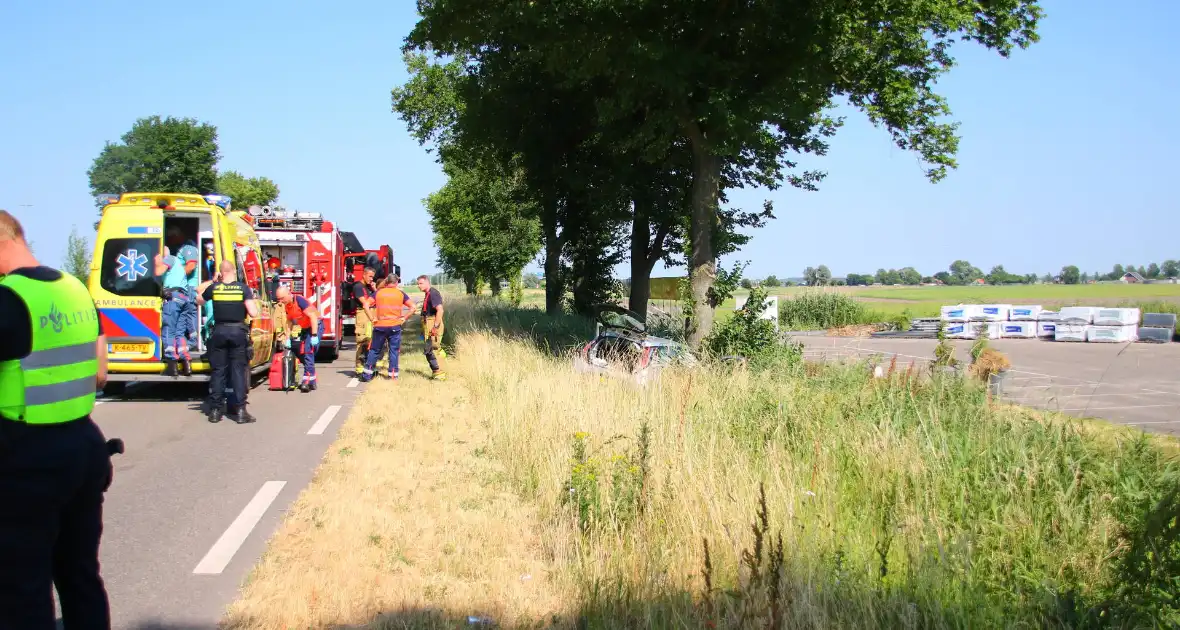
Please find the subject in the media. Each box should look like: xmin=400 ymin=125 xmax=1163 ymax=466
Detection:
xmin=2 ymin=0 xmax=1177 ymax=281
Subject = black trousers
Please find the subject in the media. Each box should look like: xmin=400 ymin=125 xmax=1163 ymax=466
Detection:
xmin=208 ymin=323 xmax=249 ymax=408
xmin=0 ymin=417 xmax=113 ymax=629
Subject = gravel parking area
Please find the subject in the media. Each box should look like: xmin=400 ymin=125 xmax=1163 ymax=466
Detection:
xmin=793 ymin=336 xmax=1180 ymax=437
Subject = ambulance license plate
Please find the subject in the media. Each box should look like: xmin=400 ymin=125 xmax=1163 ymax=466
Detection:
xmin=110 ymin=343 xmax=150 ymax=354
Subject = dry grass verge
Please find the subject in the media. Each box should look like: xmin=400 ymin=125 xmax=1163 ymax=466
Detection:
xmin=226 ymin=300 xmax=1180 ymax=628
xmin=223 ymin=337 xmax=562 ymax=629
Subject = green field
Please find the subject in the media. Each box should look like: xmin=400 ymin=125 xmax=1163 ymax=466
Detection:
xmin=852 ymin=283 xmax=1180 ymax=303
xmin=414 ymin=281 xmax=1180 ymax=329
xmin=736 ymin=283 xmax=1180 ymax=322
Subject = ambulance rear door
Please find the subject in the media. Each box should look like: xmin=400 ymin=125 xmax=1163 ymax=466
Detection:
xmin=89 ymin=203 xmax=164 ymax=366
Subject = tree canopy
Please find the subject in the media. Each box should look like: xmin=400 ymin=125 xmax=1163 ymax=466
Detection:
xmin=216 ymin=171 xmax=280 ymax=209
xmin=88 ymin=116 xmax=281 ymax=217
xmin=399 ymin=0 xmax=1044 ymax=346
xmin=425 ymin=157 xmax=541 ymax=295
xmin=88 ymin=116 xmax=220 ymax=205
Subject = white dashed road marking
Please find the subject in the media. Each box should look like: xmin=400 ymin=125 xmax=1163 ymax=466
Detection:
xmin=307 ymin=405 xmax=342 ymax=436
xmin=193 ymin=480 xmax=286 ymax=575
xmin=347 ymin=378 xmax=359 ymax=388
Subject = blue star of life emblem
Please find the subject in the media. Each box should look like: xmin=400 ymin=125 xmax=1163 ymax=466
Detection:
xmin=116 ymin=249 xmax=149 ymax=282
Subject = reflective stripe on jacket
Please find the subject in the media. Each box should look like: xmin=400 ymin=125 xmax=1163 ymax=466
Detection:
xmin=0 ymin=273 xmax=99 ymax=424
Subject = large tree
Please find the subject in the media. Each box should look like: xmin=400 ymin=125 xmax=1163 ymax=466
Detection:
xmin=407 ymin=0 xmax=1043 ymax=346
xmin=216 ymin=171 xmax=280 ymax=209
xmin=87 ymin=116 xmax=220 ymax=212
xmin=425 ymin=157 xmax=542 ymax=295
xmin=1060 ymin=265 xmax=1081 ymax=285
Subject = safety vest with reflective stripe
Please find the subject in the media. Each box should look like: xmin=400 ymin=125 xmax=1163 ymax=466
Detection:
xmin=0 ymin=273 xmax=99 ymax=424
xmin=374 ymin=287 xmax=408 ymax=327
xmin=284 ymin=298 xmax=312 ymax=328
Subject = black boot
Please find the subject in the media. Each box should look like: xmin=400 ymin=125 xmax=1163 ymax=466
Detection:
xmin=180 ymin=357 xmax=192 ymax=377
xmin=231 ymin=406 xmax=257 ymax=424
xmin=164 ymin=357 xmax=178 ymax=377
xmin=300 ymin=381 xmax=311 ymax=393
xmin=206 ymin=400 xmax=224 ymax=423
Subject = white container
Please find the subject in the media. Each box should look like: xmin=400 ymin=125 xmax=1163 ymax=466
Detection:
xmin=1000 ymin=321 xmax=1038 ymax=338
xmin=1008 ymin=305 xmax=1043 ymax=321
xmin=1088 ymin=325 xmax=1138 ymax=343
xmin=1038 ymin=310 xmax=1061 ymax=322
xmin=940 ymin=304 xmax=979 ymax=322
xmin=961 ymin=321 xmax=1002 ymax=339
xmin=1093 ymin=307 xmax=1140 ymax=326
xmin=1054 ymin=324 xmax=1090 ymax=342
xmin=944 ymin=321 xmax=973 ymax=339
xmin=973 ymin=304 xmax=1012 ymax=321
xmin=1036 ymin=321 xmax=1058 ymax=338
xmin=1058 ymin=306 xmax=1097 ymax=324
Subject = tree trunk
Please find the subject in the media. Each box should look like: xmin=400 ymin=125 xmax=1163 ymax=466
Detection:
xmin=489 ymin=277 xmax=502 ymax=297
xmin=628 ymin=198 xmax=657 ymax=319
xmin=542 ymin=206 xmax=564 ymax=316
xmin=462 ymin=271 xmax=477 ymax=295
xmin=686 ymin=126 xmax=721 ymax=349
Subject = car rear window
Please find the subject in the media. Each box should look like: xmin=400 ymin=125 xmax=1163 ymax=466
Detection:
xmin=99 ymin=237 xmax=161 ymax=297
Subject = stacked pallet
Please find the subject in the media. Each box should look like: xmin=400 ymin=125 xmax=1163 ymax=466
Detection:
xmin=938 ymin=304 xmax=1009 ymax=340
xmin=1055 ymin=307 xmax=1141 ymax=343
xmin=1139 ymin=313 xmax=1177 ymax=343
xmin=937 ymin=304 xmax=1163 ymax=343
xmin=908 ymin=318 xmax=942 ymax=334
xmin=934 ymin=304 xmax=1175 ymax=344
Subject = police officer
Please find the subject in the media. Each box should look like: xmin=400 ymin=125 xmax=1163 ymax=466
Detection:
xmin=196 ymin=260 xmax=259 ymax=424
xmin=0 ymin=210 xmax=114 ymax=629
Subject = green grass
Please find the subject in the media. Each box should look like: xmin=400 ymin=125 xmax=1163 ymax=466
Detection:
xmin=447 ymin=299 xmax=1180 ymax=628
xmin=854 ymin=283 xmax=1180 ymax=302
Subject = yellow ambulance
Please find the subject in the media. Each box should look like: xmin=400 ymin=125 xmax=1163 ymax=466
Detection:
xmin=89 ymin=192 xmax=279 ymax=394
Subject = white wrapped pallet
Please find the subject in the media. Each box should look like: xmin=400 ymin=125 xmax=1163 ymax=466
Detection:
xmin=973 ymin=304 xmax=1011 ymax=321
xmin=1036 ymin=321 xmax=1058 ymax=338
xmin=940 ymin=304 xmax=980 ymax=322
xmin=944 ymin=321 xmax=973 ymax=339
xmin=961 ymin=321 xmax=1002 ymax=339
xmin=1088 ymin=325 xmax=1138 ymax=343
xmin=1093 ymin=307 xmax=1140 ymax=326
xmin=1038 ymin=310 xmax=1061 ymax=322
xmin=1054 ymin=324 xmax=1090 ymax=342
xmin=1008 ymin=305 xmax=1043 ymax=321
xmin=1000 ymin=321 xmax=1038 ymax=338
xmin=1058 ymin=306 xmax=1097 ymax=324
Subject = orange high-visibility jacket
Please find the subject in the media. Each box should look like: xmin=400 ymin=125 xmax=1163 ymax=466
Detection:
xmin=374 ymin=287 xmax=411 ymax=327
xmin=285 ymin=296 xmax=313 ymax=328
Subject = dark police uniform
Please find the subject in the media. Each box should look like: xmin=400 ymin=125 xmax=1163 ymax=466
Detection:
xmin=0 ymin=266 xmax=113 ymax=629
xmin=201 ymin=280 xmax=255 ymax=424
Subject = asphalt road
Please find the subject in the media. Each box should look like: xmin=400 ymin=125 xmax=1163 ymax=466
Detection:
xmin=795 ymin=336 xmax=1180 ymax=435
xmin=78 ymin=347 xmax=364 ymax=629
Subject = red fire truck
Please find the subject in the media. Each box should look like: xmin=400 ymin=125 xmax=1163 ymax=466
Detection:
xmin=251 ymin=206 xmax=345 ymax=361
xmin=340 ymin=244 xmax=398 ymax=336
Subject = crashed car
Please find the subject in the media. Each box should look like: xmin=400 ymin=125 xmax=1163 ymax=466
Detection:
xmin=573 ymin=304 xmax=696 ymax=383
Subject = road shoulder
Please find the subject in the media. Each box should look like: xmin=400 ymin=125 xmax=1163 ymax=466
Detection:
xmin=223 ymin=354 xmax=561 ymax=629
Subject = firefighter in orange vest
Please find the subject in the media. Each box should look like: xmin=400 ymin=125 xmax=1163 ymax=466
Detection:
xmin=352 ymin=266 xmax=388 ymax=376
xmin=360 ymin=275 xmax=414 ymax=382
xmin=275 ymin=286 xmax=322 ymax=393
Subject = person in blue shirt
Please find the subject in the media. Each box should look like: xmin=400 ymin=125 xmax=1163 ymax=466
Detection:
xmin=154 ymin=226 xmax=199 ymax=376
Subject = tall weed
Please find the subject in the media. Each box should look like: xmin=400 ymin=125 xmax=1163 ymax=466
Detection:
xmin=778 ymin=290 xmax=904 ymax=330
xmin=451 ymin=298 xmax=1180 ymax=628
